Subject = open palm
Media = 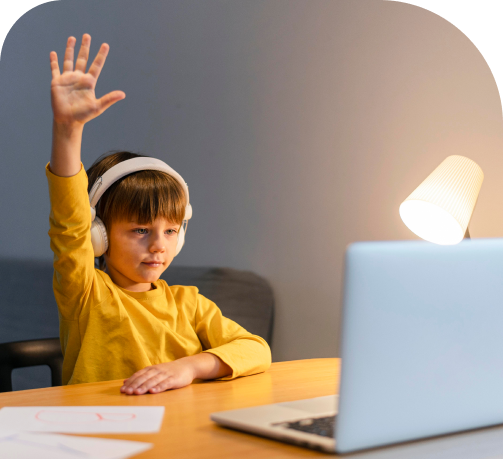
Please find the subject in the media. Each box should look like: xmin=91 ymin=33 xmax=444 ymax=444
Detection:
xmin=50 ymin=34 xmax=125 ymax=126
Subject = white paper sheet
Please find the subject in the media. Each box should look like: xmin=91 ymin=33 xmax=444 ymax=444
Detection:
xmin=0 ymin=431 xmax=153 ymax=459
xmin=0 ymin=406 xmax=165 ymax=433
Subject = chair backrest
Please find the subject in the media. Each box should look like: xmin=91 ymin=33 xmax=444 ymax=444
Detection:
xmin=0 ymin=258 xmax=59 ymax=345
xmin=0 ymin=338 xmax=63 ymax=392
xmin=0 ymin=259 xmax=274 ymax=390
xmin=0 ymin=258 xmax=62 ymax=391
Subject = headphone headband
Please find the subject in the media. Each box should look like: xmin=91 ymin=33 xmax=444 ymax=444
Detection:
xmin=89 ymin=157 xmax=192 ymax=220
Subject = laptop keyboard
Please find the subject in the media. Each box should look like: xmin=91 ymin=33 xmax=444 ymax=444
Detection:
xmin=273 ymin=415 xmax=336 ymax=438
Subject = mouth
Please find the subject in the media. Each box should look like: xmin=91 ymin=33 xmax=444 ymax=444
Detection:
xmin=142 ymin=261 xmax=164 ymax=268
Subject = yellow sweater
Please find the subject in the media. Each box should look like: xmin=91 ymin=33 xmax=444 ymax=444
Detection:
xmin=46 ymin=163 xmax=271 ymax=385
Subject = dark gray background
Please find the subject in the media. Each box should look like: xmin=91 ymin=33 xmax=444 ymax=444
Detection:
xmin=0 ymin=0 xmax=502 ymax=362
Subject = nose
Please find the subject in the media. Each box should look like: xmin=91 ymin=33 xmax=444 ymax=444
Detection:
xmin=148 ymin=230 xmax=165 ymax=253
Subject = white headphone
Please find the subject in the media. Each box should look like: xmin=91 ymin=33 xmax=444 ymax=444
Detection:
xmin=88 ymin=157 xmax=193 ymax=258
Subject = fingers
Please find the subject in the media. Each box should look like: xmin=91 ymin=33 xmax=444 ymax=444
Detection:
xmin=74 ymin=33 xmax=91 ymax=73
xmin=62 ymin=36 xmax=76 ymax=73
xmin=97 ymin=90 xmax=126 ymax=115
xmin=55 ymin=34 xmax=119 ymax=97
xmin=123 ymin=367 xmax=150 ymax=386
xmin=149 ymin=380 xmax=171 ymax=394
xmin=88 ymin=42 xmax=110 ymax=81
xmin=121 ymin=370 xmax=173 ymax=395
xmin=135 ymin=373 xmax=168 ymax=394
xmin=49 ymin=51 xmax=60 ymax=79
xmin=121 ymin=367 xmax=156 ymax=394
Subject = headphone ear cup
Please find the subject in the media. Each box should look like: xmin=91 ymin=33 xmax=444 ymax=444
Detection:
xmin=90 ymin=216 xmax=109 ymax=258
xmin=175 ymin=224 xmax=186 ymax=256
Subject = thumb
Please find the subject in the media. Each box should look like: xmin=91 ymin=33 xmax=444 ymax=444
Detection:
xmin=97 ymin=90 xmax=126 ymax=115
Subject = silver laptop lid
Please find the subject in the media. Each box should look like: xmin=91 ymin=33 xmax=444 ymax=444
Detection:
xmin=336 ymin=238 xmax=503 ymax=453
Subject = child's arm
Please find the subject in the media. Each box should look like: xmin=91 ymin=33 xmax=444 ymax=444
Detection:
xmin=50 ymin=34 xmax=125 ymax=176
xmin=195 ymin=295 xmax=272 ymax=380
xmin=48 ymin=34 xmax=125 ymax=320
xmin=121 ymin=294 xmax=271 ymax=395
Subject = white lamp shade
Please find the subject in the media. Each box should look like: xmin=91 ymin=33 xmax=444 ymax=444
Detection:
xmin=399 ymin=155 xmax=484 ymax=245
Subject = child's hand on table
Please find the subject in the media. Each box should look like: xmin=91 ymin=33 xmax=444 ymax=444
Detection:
xmin=121 ymin=360 xmax=195 ymax=395
xmin=121 ymin=353 xmax=232 ymax=395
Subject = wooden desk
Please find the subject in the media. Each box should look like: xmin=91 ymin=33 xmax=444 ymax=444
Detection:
xmin=3 ymin=358 xmax=503 ymax=459
xmin=0 ymin=359 xmax=338 ymax=458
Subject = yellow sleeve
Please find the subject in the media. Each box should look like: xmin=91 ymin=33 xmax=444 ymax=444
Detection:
xmin=195 ymin=293 xmax=272 ymax=380
xmin=46 ymin=162 xmax=96 ymax=320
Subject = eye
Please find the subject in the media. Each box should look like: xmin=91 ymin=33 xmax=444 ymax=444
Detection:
xmin=133 ymin=228 xmax=148 ymax=235
xmin=165 ymin=229 xmax=178 ymax=236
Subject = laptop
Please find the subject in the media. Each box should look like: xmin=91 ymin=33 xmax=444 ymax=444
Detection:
xmin=211 ymin=239 xmax=503 ymax=453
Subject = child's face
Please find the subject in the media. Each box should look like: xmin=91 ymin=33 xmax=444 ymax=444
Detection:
xmin=103 ymin=217 xmax=181 ymax=292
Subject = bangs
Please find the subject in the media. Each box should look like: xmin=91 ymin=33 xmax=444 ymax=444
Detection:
xmin=98 ymin=170 xmax=187 ymax=227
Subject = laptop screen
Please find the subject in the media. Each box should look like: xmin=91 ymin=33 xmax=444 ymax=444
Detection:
xmin=336 ymin=239 xmax=503 ymax=453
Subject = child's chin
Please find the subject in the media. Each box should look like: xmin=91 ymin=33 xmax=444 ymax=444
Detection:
xmin=137 ymin=274 xmax=161 ymax=283
xmin=137 ymin=269 xmax=163 ymax=283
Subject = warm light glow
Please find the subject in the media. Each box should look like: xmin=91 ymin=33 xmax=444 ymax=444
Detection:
xmin=400 ymin=155 xmax=484 ymax=245
xmin=399 ymin=200 xmax=465 ymax=245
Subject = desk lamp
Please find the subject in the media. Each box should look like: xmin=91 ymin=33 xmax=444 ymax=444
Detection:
xmin=399 ymin=155 xmax=484 ymax=245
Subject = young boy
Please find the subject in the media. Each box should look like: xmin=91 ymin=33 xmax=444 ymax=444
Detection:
xmin=47 ymin=34 xmax=271 ymax=395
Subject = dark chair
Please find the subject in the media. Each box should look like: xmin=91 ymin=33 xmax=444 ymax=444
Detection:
xmin=0 ymin=258 xmax=274 ymax=391
xmin=0 ymin=258 xmax=61 ymax=392
xmin=0 ymin=338 xmax=63 ymax=392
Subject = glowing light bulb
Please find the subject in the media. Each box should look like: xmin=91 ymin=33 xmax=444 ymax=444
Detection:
xmin=399 ymin=156 xmax=483 ymax=245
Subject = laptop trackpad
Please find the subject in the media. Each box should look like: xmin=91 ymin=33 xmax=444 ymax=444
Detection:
xmin=277 ymin=395 xmax=338 ymax=415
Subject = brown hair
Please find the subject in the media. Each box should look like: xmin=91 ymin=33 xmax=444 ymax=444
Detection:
xmin=87 ymin=151 xmax=187 ymax=269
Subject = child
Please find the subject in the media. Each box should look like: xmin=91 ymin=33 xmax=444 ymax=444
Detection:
xmin=47 ymin=34 xmax=271 ymax=395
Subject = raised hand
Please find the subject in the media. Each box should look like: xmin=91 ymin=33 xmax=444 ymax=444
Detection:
xmin=50 ymin=34 xmax=125 ymax=127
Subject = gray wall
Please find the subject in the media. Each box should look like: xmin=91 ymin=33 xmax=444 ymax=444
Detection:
xmin=0 ymin=0 xmax=502 ymax=361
